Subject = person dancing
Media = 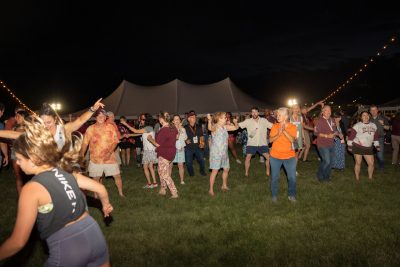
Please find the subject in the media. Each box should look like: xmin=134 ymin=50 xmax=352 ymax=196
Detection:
xmin=170 ymin=115 xmax=187 ymax=185
xmin=226 ymin=112 xmax=241 ymax=164
xmin=153 ymin=112 xmax=179 ymax=198
xmin=0 ymin=116 xmax=113 ymax=266
xmin=207 ymin=112 xmax=239 ymax=196
xmin=348 ymin=111 xmax=380 ymax=180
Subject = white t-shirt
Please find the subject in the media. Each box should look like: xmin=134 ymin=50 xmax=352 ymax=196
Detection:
xmin=142 ymin=126 xmax=156 ymax=151
xmin=54 ymin=124 xmax=66 ymax=150
xmin=239 ymin=117 xmax=273 ymax=147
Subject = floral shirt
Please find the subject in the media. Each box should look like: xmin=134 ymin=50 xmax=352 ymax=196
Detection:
xmin=84 ymin=123 xmax=119 ymax=164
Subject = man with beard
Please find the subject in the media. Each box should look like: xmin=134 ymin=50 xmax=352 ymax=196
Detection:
xmin=239 ymin=107 xmax=273 ymax=177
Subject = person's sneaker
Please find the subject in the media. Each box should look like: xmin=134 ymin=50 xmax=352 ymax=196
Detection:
xmin=143 ymin=184 xmax=152 ymax=189
xmin=236 ymin=159 xmax=242 ymax=164
xmin=288 ymin=196 xmax=297 ymax=202
xmin=152 ymin=183 xmax=158 ymax=188
xmin=259 ymin=157 xmax=265 ymax=163
xmin=271 ymin=196 xmax=278 ymax=203
xmin=180 ymin=181 xmax=185 ymax=185
xmin=296 ymin=171 xmax=299 ymax=176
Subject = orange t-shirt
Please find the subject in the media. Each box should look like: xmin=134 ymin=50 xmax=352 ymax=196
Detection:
xmin=270 ymin=123 xmax=297 ymax=159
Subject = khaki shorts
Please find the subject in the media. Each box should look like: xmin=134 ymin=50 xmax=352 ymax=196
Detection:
xmin=88 ymin=161 xmax=120 ymax=177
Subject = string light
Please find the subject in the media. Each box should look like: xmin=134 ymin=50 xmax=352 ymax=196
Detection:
xmin=322 ymin=35 xmax=398 ymax=103
xmin=0 ymin=80 xmax=36 ymax=114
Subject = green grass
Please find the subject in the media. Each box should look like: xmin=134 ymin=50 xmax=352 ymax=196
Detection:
xmin=1 ymin=148 xmax=400 ymax=266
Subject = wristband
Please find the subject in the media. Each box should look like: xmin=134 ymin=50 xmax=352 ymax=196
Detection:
xmin=89 ymin=107 xmax=96 ymax=113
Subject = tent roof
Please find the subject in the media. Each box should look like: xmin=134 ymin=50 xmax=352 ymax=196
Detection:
xmin=69 ymin=77 xmax=269 ymax=118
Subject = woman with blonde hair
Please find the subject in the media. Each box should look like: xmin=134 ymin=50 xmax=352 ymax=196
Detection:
xmin=289 ymin=104 xmax=305 ymax=162
xmin=207 ymin=112 xmax=239 ymax=196
xmin=0 ymin=116 xmax=113 ymax=266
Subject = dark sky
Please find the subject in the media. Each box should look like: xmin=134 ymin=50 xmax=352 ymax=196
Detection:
xmin=1 ymin=1 xmax=399 ymax=115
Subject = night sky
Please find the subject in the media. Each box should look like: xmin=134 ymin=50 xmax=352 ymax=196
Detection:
xmin=1 ymin=1 xmax=399 ymax=115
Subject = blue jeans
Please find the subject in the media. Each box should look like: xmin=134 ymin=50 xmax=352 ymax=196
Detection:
xmin=317 ymin=145 xmax=335 ymax=181
xmin=185 ymin=148 xmax=206 ymax=176
xmin=203 ymin=134 xmax=210 ymax=158
xmin=376 ymin=137 xmax=385 ymax=170
xmin=270 ymin=156 xmax=297 ymax=198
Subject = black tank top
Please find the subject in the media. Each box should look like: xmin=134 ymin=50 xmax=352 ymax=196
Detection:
xmin=31 ymin=168 xmax=87 ymax=239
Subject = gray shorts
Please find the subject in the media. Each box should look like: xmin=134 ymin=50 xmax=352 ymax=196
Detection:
xmin=45 ymin=215 xmax=109 ymax=267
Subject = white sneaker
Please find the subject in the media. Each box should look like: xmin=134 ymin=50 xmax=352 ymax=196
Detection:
xmin=288 ymin=196 xmax=297 ymax=202
xmin=143 ymin=184 xmax=152 ymax=189
xmin=236 ymin=159 xmax=242 ymax=164
xmin=181 ymin=181 xmax=185 ymax=185
xmin=152 ymin=183 xmax=158 ymax=188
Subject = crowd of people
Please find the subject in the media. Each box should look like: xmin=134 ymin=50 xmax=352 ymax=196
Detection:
xmin=0 ymin=98 xmax=399 ymax=265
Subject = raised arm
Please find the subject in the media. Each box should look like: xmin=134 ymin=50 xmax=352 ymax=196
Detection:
xmin=0 ymin=130 xmax=23 ymax=140
xmin=73 ymin=172 xmax=113 ymax=217
xmin=120 ymin=120 xmax=146 ymax=134
xmin=306 ymin=100 xmax=324 ymax=113
xmin=65 ymin=98 xmax=104 ymax=134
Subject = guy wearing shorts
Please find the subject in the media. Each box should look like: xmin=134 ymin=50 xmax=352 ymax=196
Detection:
xmin=81 ymin=109 xmax=124 ymax=197
xmin=239 ymin=107 xmax=273 ymax=177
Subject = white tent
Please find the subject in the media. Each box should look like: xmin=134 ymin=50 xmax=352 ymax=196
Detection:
xmin=68 ymin=78 xmax=269 ymax=118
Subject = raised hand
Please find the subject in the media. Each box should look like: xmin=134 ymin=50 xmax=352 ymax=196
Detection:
xmin=92 ymin=98 xmax=105 ymax=111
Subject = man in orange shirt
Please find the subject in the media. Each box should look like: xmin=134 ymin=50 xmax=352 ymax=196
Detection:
xmin=81 ymin=109 xmax=124 ymax=197
xmin=269 ymin=107 xmax=297 ymax=203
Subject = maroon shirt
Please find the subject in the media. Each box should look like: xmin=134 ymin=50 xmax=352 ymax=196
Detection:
xmin=156 ymin=126 xmax=178 ymax=161
xmin=314 ymin=116 xmax=338 ymax=148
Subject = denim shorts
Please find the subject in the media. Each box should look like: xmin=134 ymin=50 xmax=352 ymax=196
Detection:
xmin=45 ymin=215 xmax=109 ymax=267
xmin=246 ymin=145 xmax=269 ymax=155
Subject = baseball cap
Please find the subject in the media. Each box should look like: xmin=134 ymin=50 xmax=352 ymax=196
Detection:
xmin=94 ymin=108 xmax=107 ymax=117
xmin=187 ymin=110 xmax=196 ymax=117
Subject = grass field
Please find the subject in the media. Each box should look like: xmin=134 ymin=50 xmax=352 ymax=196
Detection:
xmin=1 ymin=148 xmax=400 ymax=266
